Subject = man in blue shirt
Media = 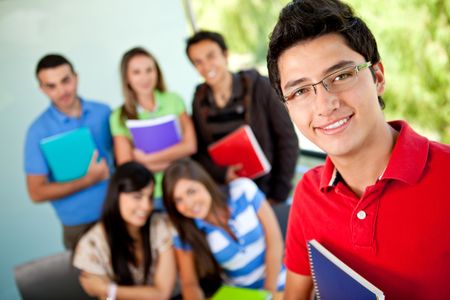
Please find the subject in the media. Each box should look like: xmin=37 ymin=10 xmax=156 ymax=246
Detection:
xmin=24 ymin=54 xmax=113 ymax=249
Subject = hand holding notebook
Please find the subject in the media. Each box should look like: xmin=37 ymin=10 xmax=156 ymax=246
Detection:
xmin=40 ymin=127 xmax=101 ymax=182
xmin=208 ymin=125 xmax=271 ymax=179
xmin=308 ymin=240 xmax=384 ymax=300
xmin=84 ymin=150 xmax=110 ymax=185
xmin=126 ymin=115 xmax=181 ymax=153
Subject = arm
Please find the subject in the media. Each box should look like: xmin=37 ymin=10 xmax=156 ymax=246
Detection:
xmin=116 ymin=244 xmax=177 ymax=300
xmin=133 ymin=112 xmax=197 ymax=170
xmin=112 ymin=135 xmax=134 ymax=165
xmin=284 ymin=270 xmax=313 ymax=300
xmin=26 ymin=151 xmax=109 ymax=202
xmin=113 ymin=136 xmax=170 ymax=172
xmin=283 ymin=183 xmax=314 ymax=300
xmin=175 ymin=248 xmax=204 ymax=300
xmin=257 ymin=200 xmax=284 ymax=295
xmin=79 ymin=246 xmax=176 ymax=300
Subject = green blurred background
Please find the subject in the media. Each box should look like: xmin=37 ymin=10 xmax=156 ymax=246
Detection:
xmin=191 ymin=0 xmax=450 ymax=143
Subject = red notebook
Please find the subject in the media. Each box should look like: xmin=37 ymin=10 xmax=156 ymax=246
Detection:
xmin=208 ymin=125 xmax=271 ymax=179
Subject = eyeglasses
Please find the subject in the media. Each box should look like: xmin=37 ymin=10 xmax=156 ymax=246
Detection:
xmin=283 ymin=62 xmax=372 ymax=103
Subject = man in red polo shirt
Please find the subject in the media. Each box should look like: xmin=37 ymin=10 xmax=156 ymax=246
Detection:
xmin=266 ymin=0 xmax=450 ymax=299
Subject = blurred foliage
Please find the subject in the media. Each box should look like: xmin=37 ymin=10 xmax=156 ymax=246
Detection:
xmin=190 ymin=0 xmax=450 ymax=143
xmin=190 ymin=0 xmax=287 ymax=63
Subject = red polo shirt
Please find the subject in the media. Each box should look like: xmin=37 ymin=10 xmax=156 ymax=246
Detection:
xmin=285 ymin=121 xmax=450 ymax=299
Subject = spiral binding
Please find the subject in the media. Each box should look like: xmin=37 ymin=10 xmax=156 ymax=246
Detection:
xmin=307 ymin=241 xmax=321 ymax=300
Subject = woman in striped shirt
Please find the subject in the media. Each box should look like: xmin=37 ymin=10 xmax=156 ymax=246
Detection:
xmin=163 ymin=158 xmax=285 ymax=299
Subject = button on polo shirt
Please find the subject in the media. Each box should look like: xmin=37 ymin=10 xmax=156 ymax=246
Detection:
xmin=356 ymin=210 xmax=366 ymax=220
xmin=330 ymin=176 xmax=386 ymax=248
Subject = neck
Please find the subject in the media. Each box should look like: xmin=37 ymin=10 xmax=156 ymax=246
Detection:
xmin=136 ymin=91 xmax=155 ymax=111
xmin=205 ymin=204 xmax=228 ymax=228
xmin=127 ymin=225 xmax=141 ymax=241
xmin=331 ymin=123 xmax=398 ymax=197
xmin=211 ymin=72 xmax=232 ymax=108
xmin=57 ymin=97 xmax=81 ymax=117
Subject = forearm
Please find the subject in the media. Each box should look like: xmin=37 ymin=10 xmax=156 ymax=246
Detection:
xmin=133 ymin=118 xmax=197 ymax=171
xmin=181 ymin=284 xmax=204 ymax=300
xmin=27 ymin=176 xmax=93 ymax=202
xmin=175 ymin=249 xmax=205 ymax=300
xmin=113 ymin=136 xmax=134 ymax=165
xmin=284 ymin=271 xmax=313 ymax=300
xmin=141 ymin=139 xmax=196 ymax=166
xmin=116 ymin=285 xmax=171 ymax=300
xmin=258 ymin=201 xmax=284 ymax=293
xmin=264 ymin=243 xmax=283 ymax=293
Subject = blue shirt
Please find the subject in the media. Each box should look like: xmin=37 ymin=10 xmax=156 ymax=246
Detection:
xmin=24 ymin=98 xmax=113 ymax=226
xmin=174 ymin=178 xmax=286 ymax=290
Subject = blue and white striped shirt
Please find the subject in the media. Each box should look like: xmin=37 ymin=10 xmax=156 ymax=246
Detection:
xmin=173 ymin=178 xmax=286 ymax=290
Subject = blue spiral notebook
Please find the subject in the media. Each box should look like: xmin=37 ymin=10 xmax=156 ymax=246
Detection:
xmin=39 ymin=127 xmax=97 ymax=182
xmin=308 ymin=240 xmax=384 ymax=300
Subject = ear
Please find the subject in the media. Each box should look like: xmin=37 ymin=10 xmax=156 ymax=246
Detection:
xmin=36 ymin=73 xmax=44 ymax=89
xmin=38 ymin=79 xmax=47 ymax=94
xmin=224 ymin=50 xmax=229 ymax=62
xmin=372 ymin=61 xmax=385 ymax=96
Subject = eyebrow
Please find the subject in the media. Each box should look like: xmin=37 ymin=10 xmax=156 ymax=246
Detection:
xmin=283 ymin=60 xmax=356 ymax=92
xmin=42 ymin=74 xmax=71 ymax=88
xmin=43 ymin=82 xmax=56 ymax=88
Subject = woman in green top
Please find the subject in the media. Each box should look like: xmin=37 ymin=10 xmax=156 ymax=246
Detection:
xmin=110 ymin=47 xmax=197 ymax=208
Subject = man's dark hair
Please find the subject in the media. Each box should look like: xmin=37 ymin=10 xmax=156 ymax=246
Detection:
xmin=267 ymin=0 xmax=384 ymax=108
xmin=186 ymin=30 xmax=228 ymax=60
xmin=35 ymin=54 xmax=75 ymax=77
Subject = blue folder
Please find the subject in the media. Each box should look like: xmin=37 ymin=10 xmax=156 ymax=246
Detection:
xmin=40 ymin=127 xmax=96 ymax=182
xmin=308 ymin=240 xmax=384 ymax=300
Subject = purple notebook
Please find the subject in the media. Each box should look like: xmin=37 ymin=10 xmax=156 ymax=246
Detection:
xmin=126 ymin=115 xmax=181 ymax=153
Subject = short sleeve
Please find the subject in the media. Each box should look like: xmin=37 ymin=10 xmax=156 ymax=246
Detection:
xmin=230 ymin=178 xmax=266 ymax=211
xmin=151 ymin=213 xmax=173 ymax=254
xmin=156 ymin=91 xmax=186 ymax=117
xmin=24 ymin=125 xmax=49 ymax=175
xmin=73 ymin=225 xmax=109 ymax=276
xmin=109 ymin=107 xmax=131 ymax=139
xmin=170 ymin=225 xmax=192 ymax=251
xmin=173 ymin=236 xmax=192 ymax=251
xmin=170 ymin=93 xmax=186 ymax=116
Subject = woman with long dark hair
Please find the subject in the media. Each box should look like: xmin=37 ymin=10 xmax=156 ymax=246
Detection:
xmin=73 ymin=161 xmax=176 ymax=299
xmin=163 ymin=158 xmax=285 ymax=299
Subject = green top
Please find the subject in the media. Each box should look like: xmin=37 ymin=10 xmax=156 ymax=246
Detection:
xmin=109 ymin=90 xmax=186 ymax=199
xmin=212 ymin=286 xmax=271 ymax=300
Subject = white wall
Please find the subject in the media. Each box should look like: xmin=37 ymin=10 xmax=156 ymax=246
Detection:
xmin=0 ymin=1 xmax=199 ymax=298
